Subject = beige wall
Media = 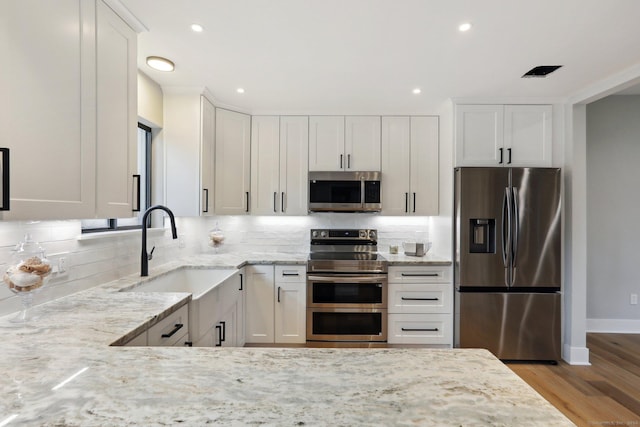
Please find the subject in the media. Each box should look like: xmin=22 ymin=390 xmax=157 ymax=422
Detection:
xmin=138 ymin=71 xmax=163 ymax=127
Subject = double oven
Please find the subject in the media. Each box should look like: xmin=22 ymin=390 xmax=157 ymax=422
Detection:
xmin=306 ymin=229 xmax=388 ymax=342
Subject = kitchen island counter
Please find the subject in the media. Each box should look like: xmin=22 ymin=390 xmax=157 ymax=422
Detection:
xmin=0 ymin=254 xmax=572 ymax=426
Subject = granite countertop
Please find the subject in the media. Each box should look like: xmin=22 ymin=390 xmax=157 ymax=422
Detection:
xmin=0 ymin=252 xmax=573 ymax=426
xmin=380 ymin=251 xmax=452 ymax=266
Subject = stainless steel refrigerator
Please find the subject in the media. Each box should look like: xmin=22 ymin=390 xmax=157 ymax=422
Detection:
xmin=453 ymin=167 xmax=561 ymax=361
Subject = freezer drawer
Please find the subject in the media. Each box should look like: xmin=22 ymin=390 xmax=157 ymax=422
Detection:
xmin=455 ymin=291 xmax=560 ymax=361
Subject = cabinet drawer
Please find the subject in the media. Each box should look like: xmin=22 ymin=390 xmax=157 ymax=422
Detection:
xmin=387 ymin=313 xmax=452 ymax=345
xmin=148 ymin=304 xmax=189 ymax=346
xmin=389 ymin=266 xmax=451 ymax=283
xmin=389 ymin=283 xmax=451 ymax=314
xmin=275 ymin=265 xmax=306 ymax=282
xmin=172 ymin=332 xmax=190 ymax=347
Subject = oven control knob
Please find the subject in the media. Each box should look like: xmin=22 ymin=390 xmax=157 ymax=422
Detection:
xmin=359 ymin=230 xmax=366 ymax=238
xmin=312 ymin=230 xmax=318 ymax=238
xmin=320 ymin=230 xmax=328 ymax=238
xmin=368 ymin=230 xmax=377 ymax=240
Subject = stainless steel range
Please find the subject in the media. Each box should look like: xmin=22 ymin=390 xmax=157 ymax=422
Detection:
xmin=306 ymin=229 xmax=388 ymax=342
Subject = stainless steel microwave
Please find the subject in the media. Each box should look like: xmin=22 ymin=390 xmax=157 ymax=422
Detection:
xmin=308 ymin=171 xmax=381 ymax=212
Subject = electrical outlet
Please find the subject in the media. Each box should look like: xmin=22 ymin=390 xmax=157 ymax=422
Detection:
xmin=57 ymin=257 xmax=67 ymax=274
xmin=631 ymin=294 xmax=638 ymax=305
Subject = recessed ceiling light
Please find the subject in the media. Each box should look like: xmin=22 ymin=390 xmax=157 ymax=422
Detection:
xmin=413 ymin=88 xmax=421 ymax=95
xmin=146 ymin=56 xmax=175 ymax=72
xmin=237 ymin=88 xmax=245 ymax=94
xmin=191 ymin=23 xmax=204 ymax=32
xmin=458 ymin=22 xmax=472 ymax=32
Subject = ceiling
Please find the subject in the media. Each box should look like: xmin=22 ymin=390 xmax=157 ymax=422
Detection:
xmin=119 ymin=0 xmax=640 ymax=114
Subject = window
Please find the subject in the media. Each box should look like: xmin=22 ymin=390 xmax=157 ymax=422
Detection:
xmin=81 ymin=124 xmax=152 ymax=233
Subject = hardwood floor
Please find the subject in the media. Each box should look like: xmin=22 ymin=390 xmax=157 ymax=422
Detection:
xmin=509 ymin=333 xmax=640 ymax=427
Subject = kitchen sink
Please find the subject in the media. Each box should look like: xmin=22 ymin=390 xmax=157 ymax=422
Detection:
xmin=122 ymin=267 xmax=238 ymax=298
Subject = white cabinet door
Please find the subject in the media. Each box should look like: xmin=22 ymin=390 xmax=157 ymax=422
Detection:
xmin=274 ymin=265 xmax=306 ymax=344
xmin=279 ymin=116 xmax=309 ymax=215
xmin=147 ymin=304 xmax=189 ymax=346
xmin=201 ymin=97 xmax=215 ymax=215
xmin=410 ymin=116 xmax=439 ymax=215
xmin=455 ymin=105 xmax=504 ymax=167
xmin=308 ymin=116 xmax=345 ymax=171
xmin=95 ymin=0 xmax=137 ymax=218
xmin=0 ymin=0 xmax=96 ymax=219
xmin=236 ymin=269 xmax=246 ymax=347
xmin=504 ymin=105 xmax=552 ymax=167
xmin=381 ymin=117 xmax=438 ymax=216
xmin=381 ymin=117 xmax=411 ymax=216
xmin=345 ymin=116 xmax=381 ymax=171
xmin=215 ymin=108 xmax=251 ymax=214
xmin=245 ymin=265 xmax=275 ymax=343
xmin=251 ymin=116 xmax=281 ymax=215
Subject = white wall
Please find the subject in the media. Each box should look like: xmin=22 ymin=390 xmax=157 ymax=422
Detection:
xmin=137 ymin=71 xmax=163 ymax=127
xmin=586 ymin=95 xmax=640 ymax=331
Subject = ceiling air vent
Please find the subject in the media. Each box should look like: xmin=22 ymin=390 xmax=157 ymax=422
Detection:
xmin=522 ymin=65 xmax=563 ymax=78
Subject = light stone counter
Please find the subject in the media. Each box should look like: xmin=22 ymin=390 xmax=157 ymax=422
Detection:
xmin=380 ymin=251 xmax=452 ymax=266
xmin=0 ymin=252 xmax=573 ymax=426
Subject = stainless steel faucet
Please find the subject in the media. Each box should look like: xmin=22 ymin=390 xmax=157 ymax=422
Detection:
xmin=141 ymin=205 xmax=178 ymax=276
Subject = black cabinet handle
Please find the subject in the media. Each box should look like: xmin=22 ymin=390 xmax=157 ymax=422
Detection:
xmin=507 ymin=148 xmax=512 ymax=164
xmin=413 ymin=192 xmax=416 ymax=213
xmin=220 ymin=321 xmax=226 ymax=342
xmin=245 ymin=191 xmax=249 ymax=212
xmin=499 ymin=148 xmax=504 ymax=164
xmin=132 ymin=174 xmax=141 ymax=212
xmin=401 ymin=273 xmax=439 ymax=277
xmin=0 ymin=148 xmax=9 ymax=211
xmin=273 ymin=192 xmax=277 ymax=212
xmin=239 ymin=273 xmax=243 ymax=291
xmin=184 ymin=341 xmax=193 ymax=347
xmin=402 ymin=327 xmax=439 ymax=332
xmin=282 ymin=272 xmax=299 ymax=277
xmin=215 ymin=325 xmax=222 ymax=346
xmin=202 ymin=188 xmax=209 ymax=213
xmin=347 ymin=154 xmax=351 ymax=169
xmin=281 ymin=192 xmax=285 ymax=213
xmin=401 ymin=297 xmax=439 ymax=301
xmin=340 ymin=154 xmax=343 ymax=169
xmin=277 ymin=286 xmax=281 ymax=303
xmin=405 ymin=193 xmax=409 ymax=213
xmin=161 ymin=323 xmax=183 ymax=338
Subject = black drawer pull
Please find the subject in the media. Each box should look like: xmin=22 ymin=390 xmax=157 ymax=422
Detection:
xmin=282 ymin=272 xmax=300 ymax=276
xmin=220 ymin=321 xmax=226 ymax=342
xmin=401 ymin=327 xmax=439 ymax=332
xmin=239 ymin=273 xmax=243 ymax=291
xmin=401 ymin=297 xmax=439 ymax=301
xmin=184 ymin=341 xmax=193 ymax=347
xmin=215 ymin=324 xmax=222 ymax=346
xmin=0 ymin=148 xmax=9 ymax=211
xmin=401 ymin=273 xmax=439 ymax=277
xmin=161 ymin=323 xmax=183 ymax=338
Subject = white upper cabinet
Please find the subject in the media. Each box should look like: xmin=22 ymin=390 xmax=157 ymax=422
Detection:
xmin=381 ymin=117 xmax=439 ymax=216
xmin=279 ymin=116 xmax=309 ymax=215
xmin=503 ymin=105 xmax=552 ymax=167
xmin=251 ymin=116 xmax=309 ymax=216
xmin=251 ymin=116 xmax=281 ymax=215
xmin=215 ymin=108 xmax=251 ymax=215
xmin=95 ymin=0 xmax=137 ymax=218
xmin=200 ymin=97 xmax=215 ymax=215
xmin=309 ymin=116 xmax=381 ymax=171
xmin=345 ymin=116 xmax=381 ymax=171
xmin=0 ymin=0 xmax=97 ymax=219
xmin=0 ymin=0 xmax=137 ymax=220
xmin=455 ymin=104 xmax=552 ymax=167
xmin=309 ymin=116 xmax=345 ymax=171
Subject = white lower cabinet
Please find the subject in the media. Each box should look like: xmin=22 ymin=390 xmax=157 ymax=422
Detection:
xmin=387 ymin=266 xmax=452 ymax=346
xmin=246 ymin=264 xmax=306 ymax=344
xmin=147 ymin=304 xmax=189 ymax=347
xmin=123 ymin=330 xmax=147 ymax=346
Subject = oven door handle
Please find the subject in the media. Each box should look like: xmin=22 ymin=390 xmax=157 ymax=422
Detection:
xmin=307 ymin=275 xmax=386 ymax=283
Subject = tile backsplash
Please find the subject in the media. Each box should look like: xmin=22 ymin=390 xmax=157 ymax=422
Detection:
xmin=0 ymin=215 xmax=450 ymax=317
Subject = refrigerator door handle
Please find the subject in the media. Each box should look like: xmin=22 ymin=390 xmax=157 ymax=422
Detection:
xmin=512 ymin=187 xmax=519 ymax=268
xmin=502 ymin=188 xmax=511 ymax=269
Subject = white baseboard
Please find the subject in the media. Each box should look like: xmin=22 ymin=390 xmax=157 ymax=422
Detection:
xmin=562 ymin=344 xmax=591 ymax=365
xmin=587 ymin=318 xmax=640 ymax=333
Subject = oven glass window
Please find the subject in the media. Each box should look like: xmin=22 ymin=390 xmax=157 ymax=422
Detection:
xmin=309 ymin=180 xmax=361 ymax=203
xmin=312 ymin=312 xmax=382 ymax=335
xmin=312 ymin=282 xmax=383 ymax=304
